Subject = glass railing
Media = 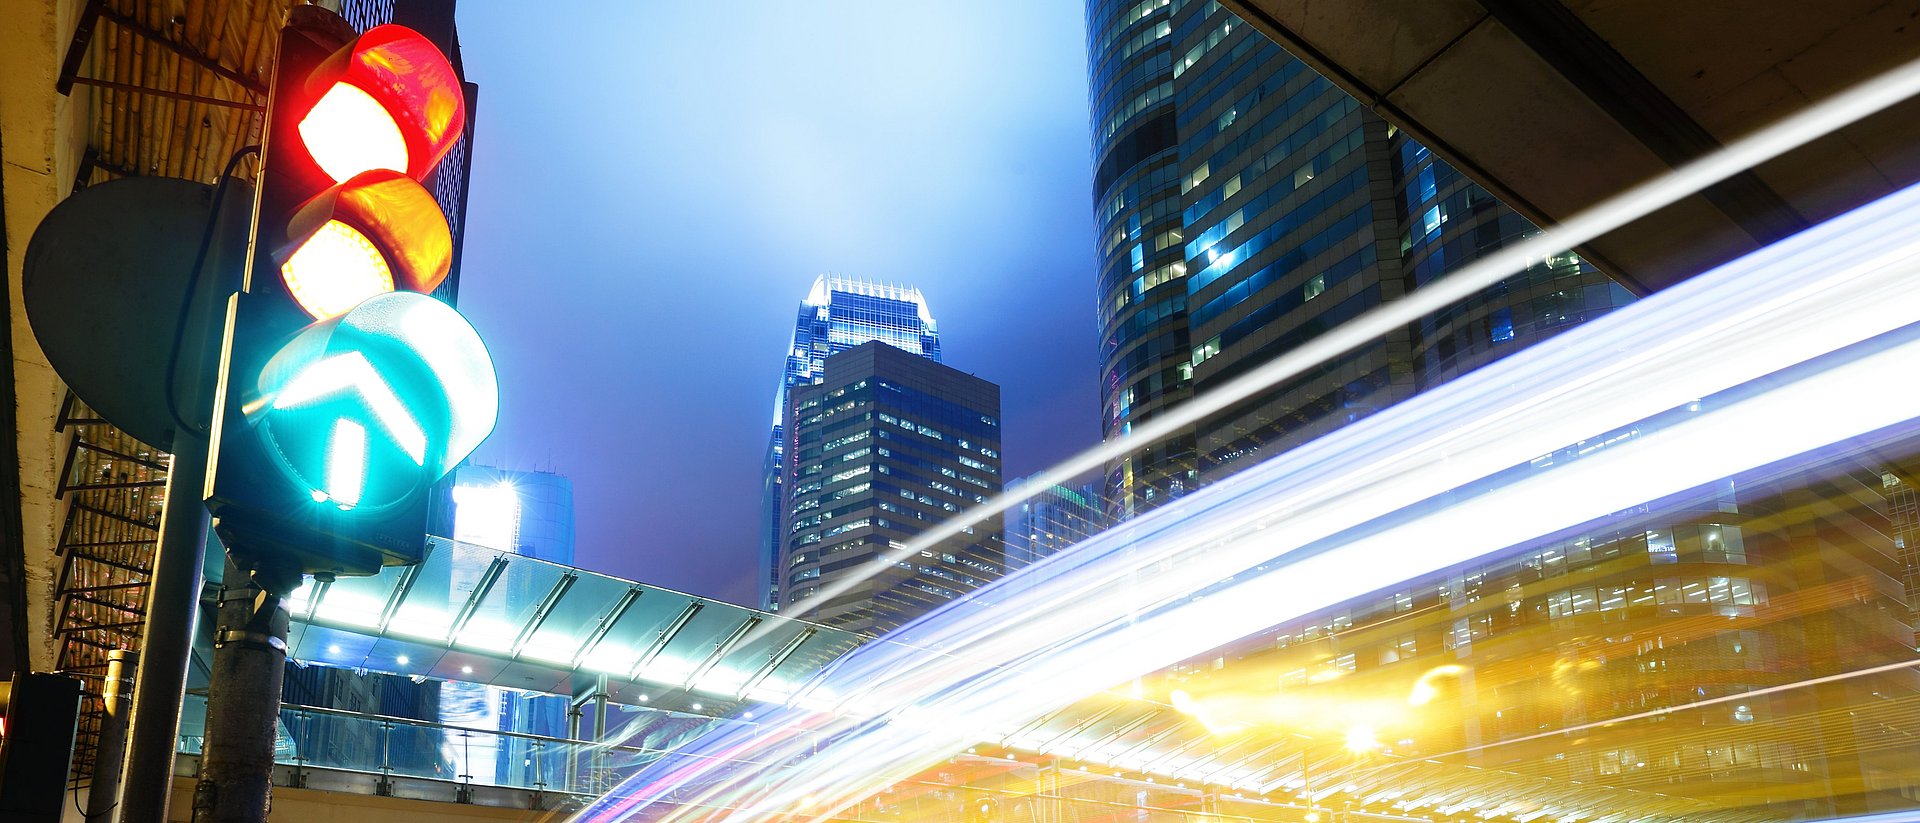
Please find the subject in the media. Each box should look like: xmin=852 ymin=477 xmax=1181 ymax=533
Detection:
xmin=177 ymin=695 xmax=691 ymax=796
xmin=280 ymin=535 xmax=867 ymax=716
xmin=174 ymin=695 xmax=1414 ymax=822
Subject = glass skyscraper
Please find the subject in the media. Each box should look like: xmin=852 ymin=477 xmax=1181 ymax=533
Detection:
xmin=1089 ymin=0 xmax=1629 ymax=513
xmin=779 ymin=341 xmax=1004 ymax=635
xmin=762 ymin=276 xmax=942 ymax=610
xmin=1086 ymin=2 xmax=1919 ymax=814
xmin=1002 ymin=478 xmax=1106 ymax=574
xmin=1091 ymin=0 xmax=1195 ymax=519
xmin=441 ymin=465 xmax=576 ymax=787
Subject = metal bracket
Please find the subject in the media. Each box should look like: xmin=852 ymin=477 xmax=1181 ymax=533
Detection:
xmin=510 ymin=572 xmax=577 ymax=657
xmin=571 ymin=586 xmax=641 ymax=667
xmin=213 ymin=628 xmax=286 ymax=653
xmin=630 ymin=602 xmax=702 ymax=679
xmin=57 ymin=0 xmax=268 ymax=97
xmin=446 ymin=556 xmax=510 ymax=642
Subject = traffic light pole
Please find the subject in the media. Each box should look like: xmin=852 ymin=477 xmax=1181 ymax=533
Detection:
xmin=84 ymin=649 xmax=136 ymax=822
xmin=191 ymin=556 xmax=298 ymax=823
xmin=117 ymin=427 xmax=211 ymax=823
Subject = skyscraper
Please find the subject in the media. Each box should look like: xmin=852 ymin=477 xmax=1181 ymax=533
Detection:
xmin=1003 ymin=477 xmax=1106 ymax=574
xmin=779 ymin=341 xmax=1004 ymax=635
xmin=762 ymin=276 xmax=942 ymax=609
xmin=1086 ymin=3 xmax=1920 ymax=814
xmin=442 ymin=464 xmax=576 ymax=786
xmin=451 ymin=464 xmax=576 ymax=565
xmin=1088 ymin=0 xmax=1628 ymax=512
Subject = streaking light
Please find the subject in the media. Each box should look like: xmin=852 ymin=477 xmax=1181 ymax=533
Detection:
xmin=1344 ymin=726 xmax=1379 ymax=753
xmin=572 ymin=177 xmax=1920 ymax=823
xmin=279 ymin=219 xmax=395 ymax=319
xmin=299 ymin=82 xmax=408 ymax=183
xmin=761 ymin=49 xmax=1920 ymax=638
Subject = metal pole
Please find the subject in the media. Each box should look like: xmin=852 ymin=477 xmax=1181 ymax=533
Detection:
xmin=592 ymin=679 xmax=609 ymax=740
xmin=591 ymin=677 xmax=609 ymax=788
xmin=190 ymin=556 xmax=295 ymax=823
xmin=564 ymin=704 xmax=582 ymax=793
xmin=117 ymin=429 xmax=210 ymax=823
xmin=85 ymin=649 xmax=138 ymax=822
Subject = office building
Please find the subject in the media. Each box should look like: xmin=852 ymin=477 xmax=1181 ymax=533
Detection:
xmin=762 ymin=276 xmax=943 ymax=610
xmin=442 ymin=464 xmax=577 ymax=786
xmin=1088 ymin=2 xmax=1920 ymax=816
xmin=451 ymin=464 xmax=576 ymax=565
xmin=780 ymin=341 xmax=1004 ymax=635
xmin=1089 ymin=0 xmax=1628 ymax=516
xmin=1003 ymin=477 xmax=1106 ymax=573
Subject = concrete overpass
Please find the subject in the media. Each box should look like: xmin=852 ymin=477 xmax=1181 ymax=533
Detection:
xmin=1216 ymin=0 xmax=1920 ymax=293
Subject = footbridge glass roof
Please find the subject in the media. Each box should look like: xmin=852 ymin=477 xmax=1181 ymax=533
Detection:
xmin=284 ymin=536 xmax=866 ymax=713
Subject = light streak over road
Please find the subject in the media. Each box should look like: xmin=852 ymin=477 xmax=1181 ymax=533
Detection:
xmin=578 ymin=55 xmax=1920 ymax=823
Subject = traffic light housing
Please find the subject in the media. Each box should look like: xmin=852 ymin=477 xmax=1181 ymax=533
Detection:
xmin=207 ymin=7 xmax=493 ymax=579
xmin=0 ymin=674 xmax=83 ymax=819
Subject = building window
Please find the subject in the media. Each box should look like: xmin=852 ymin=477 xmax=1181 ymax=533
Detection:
xmin=1491 ymin=307 xmax=1515 ymax=343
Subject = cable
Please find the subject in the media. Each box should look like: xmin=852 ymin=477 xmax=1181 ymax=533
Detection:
xmin=164 ymin=145 xmax=259 ymax=438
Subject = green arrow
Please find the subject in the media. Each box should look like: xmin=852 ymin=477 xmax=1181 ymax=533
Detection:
xmin=322 ymin=418 xmax=367 ymax=508
xmin=271 ymin=350 xmax=427 ymax=467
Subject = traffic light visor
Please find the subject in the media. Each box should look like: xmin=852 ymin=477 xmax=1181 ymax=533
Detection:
xmin=277 ymin=169 xmax=452 ymax=320
xmin=298 ymin=24 xmax=466 ymax=183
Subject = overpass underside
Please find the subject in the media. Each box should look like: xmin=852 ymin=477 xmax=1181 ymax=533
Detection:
xmin=1217 ymin=0 xmax=1920 ymax=296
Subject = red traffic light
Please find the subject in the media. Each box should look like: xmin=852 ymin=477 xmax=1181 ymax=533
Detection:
xmin=275 ymin=170 xmax=453 ymax=320
xmin=295 ymin=25 xmax=467 ymax=184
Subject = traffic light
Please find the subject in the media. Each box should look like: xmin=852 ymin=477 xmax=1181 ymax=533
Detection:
xmin=207 ymin=7 xmax=493 ymax=579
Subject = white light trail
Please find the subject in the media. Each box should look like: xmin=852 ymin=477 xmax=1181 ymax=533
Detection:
xmin=574 ymin=172 xmax=1920 ymax=823
xmin=763 ymin=52 xmax=1920 ymax=633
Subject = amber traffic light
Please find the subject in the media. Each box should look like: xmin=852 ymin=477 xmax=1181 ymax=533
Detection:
xmin=209 ymin=8 xmax=494 ymax=578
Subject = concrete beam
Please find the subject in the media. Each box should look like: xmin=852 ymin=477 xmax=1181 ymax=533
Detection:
xmin=2 ymin=0 xmax=90 ymax=673
xmin=1219 ymin=0 xmax=1920 ymax=294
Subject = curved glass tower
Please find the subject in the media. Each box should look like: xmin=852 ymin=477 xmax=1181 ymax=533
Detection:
xmin=1087 ymin=0 xmax=1633 ymax=509
xmin=1075 ymin=2 xmax=1918 ymax=812
xmin=760 ymin=276 xmax=942 ymax=609
xmin=1088 ymin=0 xmax=1193 ymax=521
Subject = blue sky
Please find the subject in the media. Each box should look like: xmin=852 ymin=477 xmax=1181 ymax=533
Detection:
xmin=452 ymin=2 xmax=1100 ymax=604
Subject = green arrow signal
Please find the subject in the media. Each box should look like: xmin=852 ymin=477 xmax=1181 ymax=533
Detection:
xmin=323 ymin=418 xmax=366 ymax=508
xmin=264 ymin=350 xmax=432 ymax=511
xmin=271 ymin=350 xmax=427 ymax=466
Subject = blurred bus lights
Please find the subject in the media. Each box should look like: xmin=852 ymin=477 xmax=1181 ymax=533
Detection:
xmin=1406 ymin=665 xmax=1465 ymax=706
xmin=576 ymin=162 xmax=1920 ymax=823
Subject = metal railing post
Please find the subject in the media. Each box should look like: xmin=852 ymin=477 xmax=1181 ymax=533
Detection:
xmin=590 ymin=674 xmax=609 ymax=788
xmin=290 ymin=711 xmax=308 ymax=788
xmin=565 ymin=704 xmax=582 ymax=793
xmin=377 ymin=720 xmax=394 ymax=795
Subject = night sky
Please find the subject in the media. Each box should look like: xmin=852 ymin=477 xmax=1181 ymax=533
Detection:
xmin=451 ymin=3 xmax=1101 ymax=605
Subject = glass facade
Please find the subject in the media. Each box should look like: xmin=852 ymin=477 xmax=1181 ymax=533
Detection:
xmin=1090 ymin=0 xmax=1193 ymax=522
xmin=780 ymin=342 xmax=1004 ymax=635
xmin=762 ymin=276 xmax=942 ymax=610
xmin=1002 ymin=478 xmax=1107 ymax=574
xmin=1081 ymin=3 xmax=1920 ymax=817
xmin=442 ymin=465 xmax=577 ymax=787
xmin=1087 ymin=0 xmax=1634 ymax=504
